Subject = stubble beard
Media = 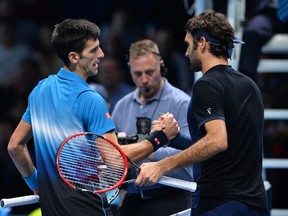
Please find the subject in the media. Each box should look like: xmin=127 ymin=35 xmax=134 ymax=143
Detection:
xmin=190 ymin=58 xmax=202 ymax=73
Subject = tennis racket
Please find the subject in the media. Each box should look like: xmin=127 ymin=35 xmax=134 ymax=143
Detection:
xmin=56 ymin=132 xmax=196 ymax=198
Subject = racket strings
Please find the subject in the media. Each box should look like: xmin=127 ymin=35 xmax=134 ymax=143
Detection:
xmin=59 ymin=148 xmax=125 ymax=172
xmin=58 ymin=136 xmax=126 ymax=192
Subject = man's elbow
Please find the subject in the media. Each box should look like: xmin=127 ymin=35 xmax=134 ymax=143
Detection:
xmin=7 ymin=139 xmax=19 ymax=157
xmin=213 ymin=136 xmax=228 ymax=153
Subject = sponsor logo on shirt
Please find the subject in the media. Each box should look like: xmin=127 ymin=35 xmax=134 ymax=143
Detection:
xmin=207 ymin=108 xmax=212 ymax=115
xmin=106 ymin=112 xmax=111 ymax=119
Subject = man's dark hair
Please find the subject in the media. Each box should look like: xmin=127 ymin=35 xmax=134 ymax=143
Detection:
xmin=51 ymin=19 xmax=100 ymax=66
xmin=185 ymin=9 xmax=234 ymax=58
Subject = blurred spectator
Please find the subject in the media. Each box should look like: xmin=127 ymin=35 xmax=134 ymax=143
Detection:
xmin=9 ymin=58 xmax=43 ymax=120
xmin=238 ymin=0 xmax=288 ymax=85
xmin=0 ymin=0 xmax=15 ymax=20
xmin=0 ymin=19 xmax=35 ymax=121
xmin=89 ymin=57 xmax=134 ymax=113
xmin=13 ymin=0 xmax=59 ymax=46
xmin=100 ymin=8 xmax=144 ymax=50
xmin=0 ymin=57 xmax=42 ymax=158
xmin=33 ymin=24 xmax=63 ymax=76
xmin=153 ymin=28 xmax=193 ymax=94
xmin=0 ymin=19 xmax=34 ymax=88
xmin=148 ymin=0 xmax=189 ymax=50
xmin=100 ymin=8 xmax=144 ymax=79
xmin=101 ymin=32 xmax=128 ymax=72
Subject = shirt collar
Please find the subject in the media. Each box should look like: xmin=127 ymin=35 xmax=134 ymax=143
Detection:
xmin=57 ymin=68 xmax=87 ymax=85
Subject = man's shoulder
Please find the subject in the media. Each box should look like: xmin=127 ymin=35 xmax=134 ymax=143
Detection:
xmin=112 ymin=91 xmax=135 ymax=115
xmin=115 ymin=91 xmax=135 ymax=104
xmin=30 ymin=75 xmax=55 ymax=94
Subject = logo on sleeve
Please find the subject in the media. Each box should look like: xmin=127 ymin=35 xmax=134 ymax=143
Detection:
xmin=207 ymin=108 xmax=212 ymax=115
xmin=105 ymin=112 xmax=111 ymax=119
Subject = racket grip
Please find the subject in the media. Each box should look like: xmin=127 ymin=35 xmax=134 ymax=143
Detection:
xmin=1 ymin=195 xmax=39 ymax=208
xmin=158 ymin=176 xmax=197 ymax=192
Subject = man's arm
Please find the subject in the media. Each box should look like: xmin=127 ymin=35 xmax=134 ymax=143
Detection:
xmin=8 ymin=119 xmax=34 ymax=177
xmin=7 ymin=119 xmax=39 ymax=194
xmin=135 ymin=119 xmax=228 ymax=186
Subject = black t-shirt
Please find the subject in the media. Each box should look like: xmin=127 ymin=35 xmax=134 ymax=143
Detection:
xmin=188 ymin=65 xmax=268 ymax=212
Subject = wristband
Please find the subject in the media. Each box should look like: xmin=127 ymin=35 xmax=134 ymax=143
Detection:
xmin=145 ymin=131 xmax=168 ymax=151
xmin=23 ymin=168 xmax=38 ymax=190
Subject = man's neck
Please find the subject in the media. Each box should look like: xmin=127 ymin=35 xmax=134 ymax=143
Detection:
xmin=202 ymin=56 xmax=228 ymax=75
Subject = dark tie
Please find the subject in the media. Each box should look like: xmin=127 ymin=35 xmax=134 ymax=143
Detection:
xmin=277 ymin=0 xmax=288 ymax=23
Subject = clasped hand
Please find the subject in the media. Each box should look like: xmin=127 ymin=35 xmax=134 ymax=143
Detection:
xmin=133 ymin=113 xmax=179 ymax=186
xmin=150 ymin=112 xmax=179 ymax=141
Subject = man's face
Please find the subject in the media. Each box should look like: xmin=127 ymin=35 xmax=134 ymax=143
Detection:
xmin=129 ymin=53 xmax=163 ymax=99
xmin=78 ymin=38 xmax=104 ymax=76
xmin=184 ymin=33 xmax=202 ymax=73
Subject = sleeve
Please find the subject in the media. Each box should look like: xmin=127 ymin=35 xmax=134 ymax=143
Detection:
xmin=192 ymin=79 xmax=225 ymax=129
xmin=77 ymin=91 xmax=115 ymax=135
xmin=22 ymin=95 xmax=32 ymax=124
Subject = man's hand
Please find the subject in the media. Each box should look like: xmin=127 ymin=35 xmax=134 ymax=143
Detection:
xmin=134 ymin=161 xmax=165 ymax=186
xmin=150 ymin=112 xmax=179 ymax=141
xmin=33 ymin=189 xmax=40 ymax=195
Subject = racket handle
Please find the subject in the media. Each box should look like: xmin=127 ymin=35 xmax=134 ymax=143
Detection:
xmin=158 ymin=176 xmax=197 ymax=192
xmin=1 ymin=195 xmax=39 ymax=208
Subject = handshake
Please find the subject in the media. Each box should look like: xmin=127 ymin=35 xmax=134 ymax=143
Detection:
xmin=151 ymin=112 xmax=180 ymax=141
xmin=117 ymin=112 xmax=179 ymax=147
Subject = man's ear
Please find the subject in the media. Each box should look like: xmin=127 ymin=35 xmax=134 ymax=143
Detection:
xmin=68 ymin=52 xmax=80 ymax=64
xmin=200 ymin=36 xmax=207 ymax=47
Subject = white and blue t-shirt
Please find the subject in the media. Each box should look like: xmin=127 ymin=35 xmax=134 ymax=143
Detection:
xmin=23 ymin=68 xmax=115 ymax=215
